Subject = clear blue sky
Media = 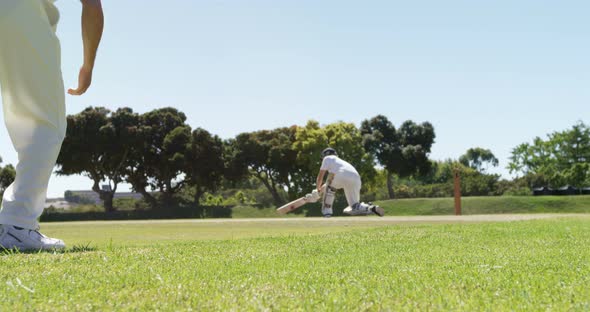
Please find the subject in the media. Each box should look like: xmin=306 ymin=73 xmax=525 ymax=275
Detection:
xmin=0 ymin=0 xmax=588 ymax=198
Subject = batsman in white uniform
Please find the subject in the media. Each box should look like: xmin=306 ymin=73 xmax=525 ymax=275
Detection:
xmin=316 ymin=148 xmax=384 ymax=217
xmin=0 ymin=0 xmax=104 ymax=251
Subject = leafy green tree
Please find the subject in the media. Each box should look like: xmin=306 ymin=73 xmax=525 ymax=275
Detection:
xmin=230 ymin=126 xmax=299 ymax=206
xmin=431 ymin=159 xmax=501 ymax=196
xmin=426 ymin=159 xmax=457 ymax=184
xmin=460 ymin=168 xmax=501 ymax=196
xmin=509 ymin=122 xmax=590 ymax=189
xmin=56 ymin=107 xmax=140 ymax=212
xmin=125 ymin=108 xmax=191 ymax=206
xmin=123 ymin=129 xmax=156 ymax=206
xmin=459 ymin=148 xmax=499 ymax=173
xmin=360 ymin=115 xmax=435 ymax=199
xmin=0 ymin=158 xmax=15 ymax=198
xmin=551 ymin=122 xmax=590 ymax=172
xmin=563 ymin=163 xmax=590 ymax=190
xmin=160 ymin=125 xmax=191 ymax=201
xmin=184 ymin=128 xmax=225 ymax=207
xmin=508 ymin=138 xmax=556 ymax=187
xmin=293 ymin=120 xmax=376 ymax=196
xmin=221 ymin=138 xmax=249 ymax=186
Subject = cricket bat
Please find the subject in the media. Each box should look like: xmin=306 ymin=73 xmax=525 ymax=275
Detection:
xmin=276 ymin=174 xmax=334 ymax=215
xmin=276 ymin=196 xmax=309 ymax=215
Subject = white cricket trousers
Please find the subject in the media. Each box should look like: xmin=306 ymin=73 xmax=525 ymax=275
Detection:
xmin=331 ymin=171 xmax=362 ymax=208
xmin=0 ymin=0 xmax=66 ymax=229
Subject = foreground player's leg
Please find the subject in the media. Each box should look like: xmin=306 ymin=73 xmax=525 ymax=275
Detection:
xmin=0 ymin=0 xmax=66 ymax=250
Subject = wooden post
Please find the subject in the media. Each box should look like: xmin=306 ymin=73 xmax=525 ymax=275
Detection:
xmin=454 ymin=169 xmax=461 ymax=216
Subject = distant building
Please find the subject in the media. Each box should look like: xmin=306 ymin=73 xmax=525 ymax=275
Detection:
xmin=67 ymin=190 xmax=101 ymax=204
xmin=57 ymin=185 xmax=145 ymax=205
xmin=113 ymin=192 xmax=144 ymax=200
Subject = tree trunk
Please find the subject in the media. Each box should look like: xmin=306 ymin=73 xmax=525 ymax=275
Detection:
xmin=102 ymin=192 xmax=115 ymax=212
xmin=193 ymin=186 xmax=203 ymax=207
xmin=161 ymin=180 xmax=176 ymax=207
xmin=140 ymin=189 xmax=158 ymax=207
xmin=92 ymin=180 xmax=117 ymax=212
xmin=255 ymin=174 xmax=284 ymax=207
xmin=387 ymin=172 xmax=395 ymax=199
xmin=127 ymin=173 xmax=158 ymax=208
xmin=270 ymin=188 xmax=283 ymax=207
xmin=130 ymin=182 xmax=157 ymax=207
xmin=193 ymin=186 xmax=205 ymax=218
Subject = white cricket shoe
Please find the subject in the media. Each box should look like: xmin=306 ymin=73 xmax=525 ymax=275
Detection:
xmin=344 ymin=202 xmax=385 ymax=217
xmin=343 ymin=203 xmax=371 ymax=216
xmin=0 ymin=225 xmax=65 ymax=251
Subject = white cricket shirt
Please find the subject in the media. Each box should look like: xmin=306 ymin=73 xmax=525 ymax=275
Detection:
xmin=320 ymin=155 xmax=359 ymax=175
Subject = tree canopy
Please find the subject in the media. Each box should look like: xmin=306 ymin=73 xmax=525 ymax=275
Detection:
xmin=56 ymin=107 xmax=139 ymax=211
xmin=508 ymin=121 xmax=590 ymax=189
xmin=361 ymin=115 xmax=435 ymax=198
xmin=459 ymin=147 xmax=499 ymax=173
xmin=184 ymin=128 xmax=225 ymax=207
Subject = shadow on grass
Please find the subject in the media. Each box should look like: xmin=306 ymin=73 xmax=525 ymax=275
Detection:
xmin=0 ymin=243 xmax=97 ymax=256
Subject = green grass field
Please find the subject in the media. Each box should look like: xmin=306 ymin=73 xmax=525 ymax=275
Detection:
xmin=222 ymin=195 xmax=590 ymax=218
xmin=377 ymin=195 xmax=590 ymax=216
xmin=42 ymin=195 xmax=590 ymax=221
xmin=2 ymin=216 xmax=590 ymax=311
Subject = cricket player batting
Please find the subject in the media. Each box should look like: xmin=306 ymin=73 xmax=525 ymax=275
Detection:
xmin=316 ymin=148 xmax=385 ymax=217
xmin=0 ymin=0 xmax=104 ymax=251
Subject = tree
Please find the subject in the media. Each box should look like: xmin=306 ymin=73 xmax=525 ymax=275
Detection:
xmin=550 ymin=122 xmax=590 ymax=171
xmin=509 ymin=122 xmax=590 ymax=189
xmin=125 ymin=108 xmax=191 ymax=207
xmin=0 ymin=160 xmax=15 ymax=198
xmin=230 ymin=126 xmax=299 ymax=206
xmin=459 ymin=166 xmax=501 ymax=196
xmin=423 ymin=159 xmax=457 ymax=185
xmin=184 ymin=128 xmax=225 ymax=207
xmin=563 ymin=163 xmax=590 ymax=191
xmin=361 ymin=115 xmax=435 ymax=199
xmin=293 ymin=120 xmax=376 ymax=197
xmin=508 ymin=138 xmax=555 ymax=184
xmin=56 ymin=107 xmax=139 ymax=212
xmin=421 ymin=159 xmax=501 ymax=196
xmin=459 ymin=148 xmax=499 ymax=173
xmin=222 ymin=138 xmax=249 ymax=186
xmin=159 ymin=125 xmax=191 ymax=203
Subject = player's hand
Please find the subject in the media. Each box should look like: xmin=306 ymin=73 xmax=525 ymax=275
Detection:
xmin=311 ymin=190 xmax=321 ymax=201
xmin=68 ymin=65 xmax=93 ymax=96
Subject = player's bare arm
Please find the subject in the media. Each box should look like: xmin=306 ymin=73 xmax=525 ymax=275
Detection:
xmin=68 ymin=0 xmax=104 ymax=96
xmin=316 ymin=170 xmax=327 ymax=192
